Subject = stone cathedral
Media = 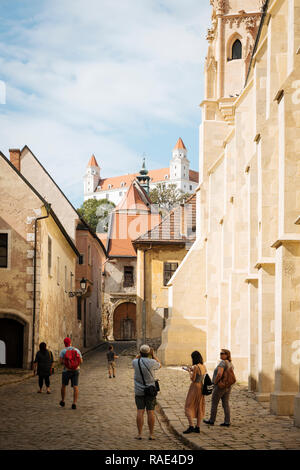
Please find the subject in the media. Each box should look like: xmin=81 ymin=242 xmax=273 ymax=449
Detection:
xmin=157 ymin=0 xmax=300 ymax=422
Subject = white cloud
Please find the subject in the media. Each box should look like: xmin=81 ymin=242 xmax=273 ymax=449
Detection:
xmin=0 ymin=0 xmax=212 ymax=205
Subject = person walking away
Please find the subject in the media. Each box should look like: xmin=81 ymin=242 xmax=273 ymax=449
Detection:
xmin=132 ymin=344 xmax=161 ymax=440
xmin=183 ymin=351 xmax=206 ymax=434
xmin=203 ymin=349 xmax=235 ymax=427
xmin=107 ymin=345 xmax=119 ymax=378
xmin=59 ymin=337 xmax=83 ymax=410
xmin=34 ymin=342 xmax=54 ymax=394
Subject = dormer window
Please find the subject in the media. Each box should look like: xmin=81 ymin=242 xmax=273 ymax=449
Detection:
xmin=108 ymin=184 xmax=112 ymax=189
xmin=165 ymin=175 xmax=168 ymax=179
xmin=121 ymin=182 xmax=125 ymax=187
xmin=231 ymin=39 xmax=242 ymax=60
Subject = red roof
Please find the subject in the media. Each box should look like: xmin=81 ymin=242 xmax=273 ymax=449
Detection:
xmin=96 ymin=168 xmax=198 ymax=191
xmin=173 ymin=137 xmax=186 ymax=150
xmin=105 ymin=181 xmax=161 ymax=257
xmin=87 ymin=155 xmax=99 ymax=167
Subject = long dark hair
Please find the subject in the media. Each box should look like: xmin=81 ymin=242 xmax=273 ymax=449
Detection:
xmin=191 ymin=351 xmax=203 ymax=365
xmin=39 ymin=342 xmax=47 ymax=355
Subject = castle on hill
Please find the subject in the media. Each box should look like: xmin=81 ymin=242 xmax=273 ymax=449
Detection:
xmin=83 ymin=138 xmax=199 ymax=206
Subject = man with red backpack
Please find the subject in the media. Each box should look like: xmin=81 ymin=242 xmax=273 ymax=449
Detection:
xmin=59 ymin=337 xmax=83 ymax=410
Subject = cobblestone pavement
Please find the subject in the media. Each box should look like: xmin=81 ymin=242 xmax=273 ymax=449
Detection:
xmin=1 ymin=343 xmax=300 ymax=451
xmin=0 ymin=345 xmax=189 ymax=451
xmin=157 ymin=366 xmax=300 ymax=450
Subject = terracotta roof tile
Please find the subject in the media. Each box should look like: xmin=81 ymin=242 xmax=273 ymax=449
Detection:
xmin=134 ymin=193 xmax=196 ymax=244
xmin=173 ymin=137 xmax=186 ymax=150
xmin=87 ymin=155 xmax=99 ymax=167
xmin=106 ymin=181 xmax=161 ymax=257
xmin=96 ymin=167 xmax=198 ymax=191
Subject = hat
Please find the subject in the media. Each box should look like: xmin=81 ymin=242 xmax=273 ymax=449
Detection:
xmin=140 ymin=344 xmax=150 ymax=354
xmin=64 ymin=337 xmax=71 ymax=347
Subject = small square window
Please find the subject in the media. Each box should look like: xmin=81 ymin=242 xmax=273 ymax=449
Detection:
xmin=163 ymin=262 xmax=178 ymax=286
xmin=124 ymin=266 xmax=134 ymax=287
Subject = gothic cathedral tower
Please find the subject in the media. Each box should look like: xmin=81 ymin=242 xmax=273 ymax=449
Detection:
xmin=204 ymin=0 xmax=264 ymax=122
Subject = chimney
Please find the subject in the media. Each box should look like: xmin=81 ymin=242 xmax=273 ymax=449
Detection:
xmin=9 ymin=149 xmax=21 ymax=172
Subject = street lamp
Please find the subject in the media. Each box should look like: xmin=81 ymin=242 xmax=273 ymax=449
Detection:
xmin=69 ymin=277 xmax=88 ymax=297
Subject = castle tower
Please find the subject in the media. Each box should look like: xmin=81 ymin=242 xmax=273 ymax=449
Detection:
xmin=84 ymin=154 xmax=100 ymax=197
xmin=170 ymin=138 xmax=190 ymax=185
xmin=205 ymin=0 xmax=263 ymax=121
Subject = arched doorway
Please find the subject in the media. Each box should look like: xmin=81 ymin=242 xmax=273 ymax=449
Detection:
xmin=113 ymin=302 xmax=136 ymax=340
xmin=0 ymin=318 xmax=24 ymax=368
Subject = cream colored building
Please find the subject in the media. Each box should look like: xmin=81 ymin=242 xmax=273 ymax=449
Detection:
xmin=0 ymin=151 xmax=80 ymax=368
xmin=158 ymin=0 xmax=300 ymax=420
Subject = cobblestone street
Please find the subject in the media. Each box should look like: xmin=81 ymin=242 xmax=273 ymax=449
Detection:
xmin=0 ymin=344 xmax=188 ymax=451
xmin=1 ymin=343 xmax=300 ymax=451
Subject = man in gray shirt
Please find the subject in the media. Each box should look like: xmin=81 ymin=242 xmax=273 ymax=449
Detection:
xmin=132 ymin=344 xmax=161 ymax=440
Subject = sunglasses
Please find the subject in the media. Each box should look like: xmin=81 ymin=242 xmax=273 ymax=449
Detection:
xmin=220 ymin=352 xmax=226 ymax=355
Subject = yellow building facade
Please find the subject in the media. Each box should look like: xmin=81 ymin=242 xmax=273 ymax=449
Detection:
xmin=158 ymin=0 xmax=300 ymax=419
xmin=134 ymin=195 xmax=196 ymax=350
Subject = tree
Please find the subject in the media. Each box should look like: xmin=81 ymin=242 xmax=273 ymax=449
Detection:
xmin=77 ymin=198 xmax=116 ymax=232
xmin=149 ymin=183 xmax=191 ymax=212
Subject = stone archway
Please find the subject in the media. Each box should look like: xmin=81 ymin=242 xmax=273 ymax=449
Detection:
xmin=113 ymin=302 xmax=136 ymax=341
xmin=0 ymin=318 xmax=24 ymax=368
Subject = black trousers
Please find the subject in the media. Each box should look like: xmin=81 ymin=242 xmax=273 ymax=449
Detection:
xmin=38 ymin=375 xmax=50 ymax=389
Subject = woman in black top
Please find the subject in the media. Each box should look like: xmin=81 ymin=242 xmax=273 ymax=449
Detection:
xmin=34 ymin=342 xmax=54 ymax=394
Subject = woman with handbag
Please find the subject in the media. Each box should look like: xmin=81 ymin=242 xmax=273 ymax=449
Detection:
xmin=183 ymin=351 xmax=207 ymax=434
xmin=203 ymin=349 xmax=235 ymax=427
xmin=33 ymin=342 xmax=54 ymax=394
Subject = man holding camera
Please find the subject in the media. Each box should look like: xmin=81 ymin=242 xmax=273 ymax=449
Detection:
xmin=132 ymin=344 xmax=161 ymax=440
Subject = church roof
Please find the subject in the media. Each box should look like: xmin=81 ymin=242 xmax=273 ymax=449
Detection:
xmin=104 ymin=181 xmax=161 ymax=257
xmin=87 ymin=154 xmax=99 ymax=167
xmin=173 ymin=137 xmax=186 ymax=150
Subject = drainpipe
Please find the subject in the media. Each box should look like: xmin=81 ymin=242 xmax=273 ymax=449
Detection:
xmin=31 ymin=204 xmax=51 ymax=368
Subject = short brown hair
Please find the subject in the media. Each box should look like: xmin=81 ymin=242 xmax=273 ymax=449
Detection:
xmin=221 ymin=349 xmax=232 ymax=362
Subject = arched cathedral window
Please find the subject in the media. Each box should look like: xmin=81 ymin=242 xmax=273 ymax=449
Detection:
xmin=232 ymin=39 xmax=242 ymax=60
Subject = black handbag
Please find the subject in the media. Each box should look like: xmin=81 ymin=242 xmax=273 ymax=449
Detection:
xmin=138 ymin=358 xmax=159 ymax=397
xmin=202 ymin=373 xmax=213 ymax=396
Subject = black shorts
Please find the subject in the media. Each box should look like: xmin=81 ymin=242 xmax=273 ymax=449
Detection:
xmin=62 ymin=370 xmax=79 ymax=387
xmin=135 ymin=395 xmax=156 ymax=410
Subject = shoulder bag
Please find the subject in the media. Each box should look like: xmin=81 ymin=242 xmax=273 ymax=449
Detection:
xmin=217 ymin=360 xmax=236 ymax=389
xmin=138 ymin=358 xmax=159 ymax=397
xmin=202 ymin=373 xmax=213 ymax=395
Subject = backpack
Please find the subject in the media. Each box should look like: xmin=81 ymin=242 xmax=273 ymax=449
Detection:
xmin=202 ymin=373 xmax=213 ymax=396
xmin=64 ymin=348 xmax=81 ymax=370
xmin=217 ymin=361 xmax=236 ymax=389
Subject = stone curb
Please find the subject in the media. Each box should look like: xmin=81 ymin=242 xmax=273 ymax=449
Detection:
xmin=156 ymin=400 xmax=204 ymax=451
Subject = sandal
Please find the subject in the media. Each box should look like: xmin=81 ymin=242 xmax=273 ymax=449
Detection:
xmin=149 ymin=437 xmax=156 ymax=440
xmin=134 ymin=436 xmax=142 ymax=440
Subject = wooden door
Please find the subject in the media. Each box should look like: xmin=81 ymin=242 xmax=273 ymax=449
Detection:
xmin=113 ymin=303 xmax=136 ymax=340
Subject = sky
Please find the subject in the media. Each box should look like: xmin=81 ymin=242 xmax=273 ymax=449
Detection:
xmin=0 ymin=0 xmax=212 ymax=208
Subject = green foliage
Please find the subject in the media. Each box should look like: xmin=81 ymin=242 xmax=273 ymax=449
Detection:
xmin=77 ymin=198 xmax=115 ymax=232
xmin=149 ymin=183 xmax=191 ymax=211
